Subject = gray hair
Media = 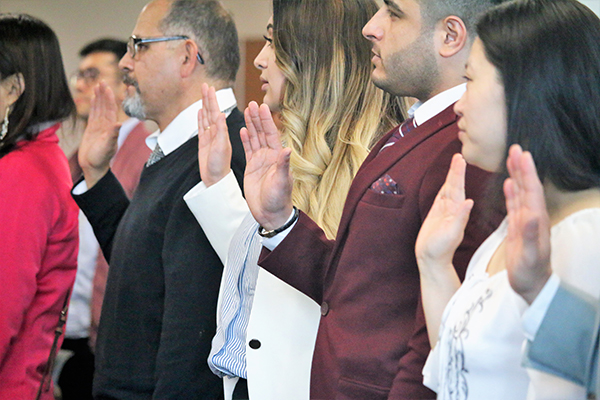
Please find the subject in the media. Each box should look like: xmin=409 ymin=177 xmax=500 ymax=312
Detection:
xmin=161 ymin=0 xmax=240 ymax=84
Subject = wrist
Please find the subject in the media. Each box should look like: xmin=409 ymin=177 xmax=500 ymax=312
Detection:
xmin=203 ymin=169 xmax=232 ymax=188
xmin=82 ymin=166 xmax=109 ymax=190
xmin=259 ymin=206 xmax=298 ymax=238
xmin=517 ymin=271 xmax=552 ymax=305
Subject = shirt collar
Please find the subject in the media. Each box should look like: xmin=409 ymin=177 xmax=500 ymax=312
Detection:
xmin=145 ymin=87 xmax=237 ymax=155
xmin=411 ymin=83 xmax=466 ymax=127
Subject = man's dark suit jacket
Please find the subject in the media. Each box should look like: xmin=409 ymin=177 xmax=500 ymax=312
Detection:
xmin=259 ymin=104 xmax=502 ymax=399
xmin=73 ymin=108 xmax=245 ymax=400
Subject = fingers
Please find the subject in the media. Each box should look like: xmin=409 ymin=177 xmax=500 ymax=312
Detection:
xmin=244 ymin=103 xmax=262 ymax=154
xmin=437 ymin=154 xmax=467 ymax=203
xmin=199 ymin=84 xmax=209 ymax=136
xmin=259 ymin=103 xmax=283 ymax=151
xmin=240 ymin=127 xmax=252 ymax=162
xmin=205 ymin=85 xmax=221 ymax=126
xmin=248 ymin=101 xmax=267 ymax=148
xmin=447 ymin=153 xmax=467 ymax=202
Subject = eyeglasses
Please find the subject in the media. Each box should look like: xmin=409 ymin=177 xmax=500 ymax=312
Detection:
xmin=127 ymin=35 xmax=204 ymax=64
xmin=72 ymin=68 xmax=101 ymax=86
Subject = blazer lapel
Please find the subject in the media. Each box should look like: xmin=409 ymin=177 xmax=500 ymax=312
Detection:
xmin=334 ymin=104 xmax=459 ymax=244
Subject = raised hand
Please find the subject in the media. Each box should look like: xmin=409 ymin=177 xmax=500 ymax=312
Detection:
xmin=504 ymin=144 xmax=551 ymax=304
xmin=240 ymin=101 xmax=293 ymax=231
xmin=416 ymin=153 xmax=474 ymax=274
xmin=416 ymin=153 xmax=473 ymax=344
xmin=197 ymin=83 xmax=232 ymax=187
xmin=78 ymin=81 xmax=121 ymax=188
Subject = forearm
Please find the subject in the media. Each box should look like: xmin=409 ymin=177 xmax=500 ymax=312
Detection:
xmin=418 ymin=263 xmax=461 ymax=345
xmin=72 ymin=170 xmax=129 ymax=260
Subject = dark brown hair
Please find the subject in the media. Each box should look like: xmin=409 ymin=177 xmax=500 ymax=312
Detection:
xmin=0 ymin=14 xmax=75 ymax=158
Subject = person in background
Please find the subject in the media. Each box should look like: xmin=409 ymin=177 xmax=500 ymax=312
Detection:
xmin=415 ymin=0 xmax=600 ymax=398
xmin=233 ymin=0 xmax=504 ymax=397
xmin=0 ymin=13 xmax=79 ymax=400
xmin=184 ymin=0 xmax=401 ymax=398
xmin=72 ymin=0 xmax=246 ymax=398
xmin=57 ymin=38 xmax=151 ymax=400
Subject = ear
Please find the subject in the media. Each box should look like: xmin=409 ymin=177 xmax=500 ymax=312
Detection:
xmin=435 ymin=16 xmax=468 ymax=58
xmin=180 ymin=39 xmax=201 ymax=78
xmin=3 ymin=73 xmax=25 ymax=107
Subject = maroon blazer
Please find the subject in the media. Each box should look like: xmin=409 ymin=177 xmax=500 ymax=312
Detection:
xmin=89 ymin=121 xmax=151 ymax=348
xmin=259 ymin=104 xmax=502 ymax=399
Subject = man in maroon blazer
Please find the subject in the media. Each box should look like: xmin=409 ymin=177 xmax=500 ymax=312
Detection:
xmin=59 ymin=39 xmax=151 ymax=400
xmin=241 ymin=0 xmax=505 ymax=398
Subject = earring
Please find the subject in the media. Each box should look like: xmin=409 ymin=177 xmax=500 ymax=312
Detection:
xmin=0 ymin=106 xmax=9 ymax=140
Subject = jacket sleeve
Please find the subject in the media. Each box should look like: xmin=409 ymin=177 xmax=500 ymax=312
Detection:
xmin=258 ymin=211 xmax=336 ymax=304
xmin=525 ymin=282 xmax=599 ymax=394
xmin=72 ymin=170 xmax=130 ymax=262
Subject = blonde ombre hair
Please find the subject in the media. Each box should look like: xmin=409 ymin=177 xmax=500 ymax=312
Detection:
xmin=273 ymin=0 xmax=403 ymax=239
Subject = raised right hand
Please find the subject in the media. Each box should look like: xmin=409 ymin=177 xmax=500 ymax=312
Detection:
xmin=197 ymin=83 xmax=232 ymax=187
xmin=415 ymin=153 xmax=474 ymax=276
xmin=240 ymin=102 xmax=293 ymax=231
xmin=78 ymin=82 xmax=120 ymax=189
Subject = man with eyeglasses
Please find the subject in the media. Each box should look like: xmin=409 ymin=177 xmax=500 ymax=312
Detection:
xmin=72 ymin=1 xmax=246 ymax=399
xmin=57 ymin=38 xmax=151 ymax=400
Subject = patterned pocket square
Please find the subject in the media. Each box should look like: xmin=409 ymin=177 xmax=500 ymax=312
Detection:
xmin=370 ymin=174 xmax=399 ymax=195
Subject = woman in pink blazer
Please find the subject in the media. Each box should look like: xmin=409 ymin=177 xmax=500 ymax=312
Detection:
xmin=0 ymin=14 xmax=79 ymax=400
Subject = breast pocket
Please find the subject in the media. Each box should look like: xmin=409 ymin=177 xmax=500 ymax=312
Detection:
xmin=361 ymin=187 xmax=405 ymax=209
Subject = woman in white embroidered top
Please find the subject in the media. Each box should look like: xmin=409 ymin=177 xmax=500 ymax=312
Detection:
xmin=415 ymin=0 xmax=600 ymax=399
xmin=184 ymin=0 xmax=401 ymax=398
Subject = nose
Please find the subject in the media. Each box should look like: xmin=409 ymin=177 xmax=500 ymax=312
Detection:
xmin=253 ymin=43 xmax=269 ymax=71
xmin=74 ymin=76 xmax=87 ymax=92
xmin=363 ymin=8 xmax=384 ymax=42
xmin=119 ymin=51 xmax=134 ymax=72
xmin=454 ymin=92 xmax=466 ymax=117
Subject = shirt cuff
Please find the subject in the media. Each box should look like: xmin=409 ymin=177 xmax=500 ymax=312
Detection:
xmin=183 ymin=170 xmax=234 ymax=201
xmin=261 ymin=208 xmax=298 ymax=251
xmin=72 ymin=179 xmax=89 ymax=195
xmin=522 ymin=273 xmax=561 ymax=341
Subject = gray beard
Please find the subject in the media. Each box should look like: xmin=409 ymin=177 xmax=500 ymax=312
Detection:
xmin=123 ymin=91 xmax=146 ymax=120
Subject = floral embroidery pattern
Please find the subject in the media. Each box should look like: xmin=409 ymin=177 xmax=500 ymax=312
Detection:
xmin=443 ymin=288 xmax=493 ymax=400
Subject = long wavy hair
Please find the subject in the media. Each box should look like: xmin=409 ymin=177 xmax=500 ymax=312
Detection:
xmin=273 ymin=0 xmax=402 ymax=239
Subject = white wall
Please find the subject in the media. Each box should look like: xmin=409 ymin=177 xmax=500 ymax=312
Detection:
xmin=0 ymin=0 xmax=597 ymax=97
xmin=580 ymin=0 xmax=600 ymax=14
xmin=0 ymin=0 xmax=271 ymax=77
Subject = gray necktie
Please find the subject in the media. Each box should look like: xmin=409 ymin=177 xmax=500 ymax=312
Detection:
xmin=146 ymin=143 xmax=165 ymax=167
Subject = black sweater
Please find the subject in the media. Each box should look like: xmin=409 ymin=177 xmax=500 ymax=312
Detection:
xmin=74 ymin=108 xmax=245 ymax=399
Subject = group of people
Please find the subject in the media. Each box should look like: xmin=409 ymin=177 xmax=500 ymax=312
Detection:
xmin=0 ymin=0 xmax=599 ymax=400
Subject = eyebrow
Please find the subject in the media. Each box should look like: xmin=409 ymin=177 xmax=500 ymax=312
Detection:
xmin=383 ymin=0 xmax=403 ymax=14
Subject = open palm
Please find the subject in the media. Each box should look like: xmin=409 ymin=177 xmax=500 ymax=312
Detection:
xmin=241 ymin=102 xmax=293 ymax=230
xmin=78 ymin=82 xmax=120 ymax=188
xmin=504 ymin=145 xmax=551 ymax=304
xmin=416 ymin=154 xmax=474 ymax=270
xmin=197 ymin=83 xmax=232 ymax=187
